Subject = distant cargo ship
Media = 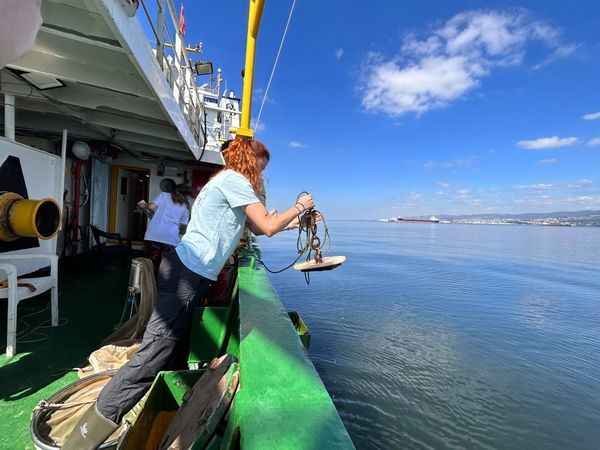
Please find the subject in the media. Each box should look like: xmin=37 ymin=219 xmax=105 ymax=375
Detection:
xmin=397 ymin=216 xmax=440 ymax=223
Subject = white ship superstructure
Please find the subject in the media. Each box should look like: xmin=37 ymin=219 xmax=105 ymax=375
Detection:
xmin=1 ymin=0 xmax=241 ymax=252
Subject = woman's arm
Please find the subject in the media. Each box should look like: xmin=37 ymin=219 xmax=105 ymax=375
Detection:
xmin=137 ymin=200 xmax=157 ymax=219
xmin=245 ymin=194 xmax=314 ymax=237
xmin=179 ymin=208 xmax=190 ymax=235
xmin=137 ymin=200 xmax=158 ymax=211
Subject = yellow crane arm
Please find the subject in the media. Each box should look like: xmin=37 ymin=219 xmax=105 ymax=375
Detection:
xmin=236 ymin=0 xmax=266 ymax=139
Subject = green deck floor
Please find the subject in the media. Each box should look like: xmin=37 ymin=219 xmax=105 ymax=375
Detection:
xmin=0 ymin=255 xmax=129 ymax=450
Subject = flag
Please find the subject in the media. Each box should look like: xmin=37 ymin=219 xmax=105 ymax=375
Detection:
xmin=178 ymin=4 xmax=186 ymax=36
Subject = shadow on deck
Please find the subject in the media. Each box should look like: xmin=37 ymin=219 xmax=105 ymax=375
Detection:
xmin=0 ymin=254 xmax=129 ymax=448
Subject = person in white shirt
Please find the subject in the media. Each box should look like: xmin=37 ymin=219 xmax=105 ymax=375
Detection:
xmin=138 ymin=178 xmax=189 ymax=273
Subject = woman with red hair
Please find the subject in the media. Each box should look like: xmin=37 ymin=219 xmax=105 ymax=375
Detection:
xmin=64 ymin=138 xmax=313 ymax=448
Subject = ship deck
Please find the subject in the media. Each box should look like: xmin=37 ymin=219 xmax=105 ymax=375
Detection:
xmin=0 ymin=254 xmax=129 ymax=449
xmin=0 ymin=252 xmax=355 ymax=449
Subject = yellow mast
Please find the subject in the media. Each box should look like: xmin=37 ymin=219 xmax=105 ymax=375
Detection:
xmin=236 ymin=0 xmax=266 ymax=139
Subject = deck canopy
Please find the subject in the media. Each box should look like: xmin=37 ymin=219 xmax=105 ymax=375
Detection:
xmin=1 ymin=0 xmax=223 ymax=165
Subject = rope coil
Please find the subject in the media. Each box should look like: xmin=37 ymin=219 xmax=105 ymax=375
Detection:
xmin=257 ymin=192 xmax=330 ymax=284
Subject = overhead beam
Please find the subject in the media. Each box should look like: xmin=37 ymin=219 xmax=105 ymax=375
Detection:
xmin=9 ymin=43 xmax=153 ymax=99
xmin=7 ymin=109 xmax=109 ymax=140
xmin=112 ymin=140 xmax=193 ymax=160
xmin=43 ymin=83 xmax=165 ymax=121
xmin=0 ymin=70 xmax=46 ymax=100
xmin=9 ymin=50 xmax=152 ymax=99
xmin=113 ymin=130 xmax=189 ymax=153
xmin=40 ymin=26 xmax=124 ymax=53
xmin=96 ymin=0 xmax=202 ymax=158
xmin=12 ymin=94 xmax=183 ymax=144
xmin=3 ymin=68 xmax=164 ymax=122
xmin=42 ymin=0 xmax=117 ymax=43
xmin=85 ymin=110 xmax=181 ymax=142
xmin=2 ymin=107 xmax=223 ymax=165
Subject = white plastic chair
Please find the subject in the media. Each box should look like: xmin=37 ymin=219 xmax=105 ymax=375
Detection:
xmin=1 ymin=136 xmax=65 ymax=358
xmin=0 ymin=254 xmax=58 ymax=357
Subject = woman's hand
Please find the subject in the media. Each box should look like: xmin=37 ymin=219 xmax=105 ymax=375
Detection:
xmin=295 ymin=194 xmax=314 ymax=213
xmin=245 ymin=193 xmax=316 ymax=237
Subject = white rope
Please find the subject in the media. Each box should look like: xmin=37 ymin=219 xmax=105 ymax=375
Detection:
xmin=255 ymin=0 xmax=297 ymax=132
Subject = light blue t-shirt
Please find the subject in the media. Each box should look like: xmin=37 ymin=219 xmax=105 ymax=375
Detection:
xmin=176 ymin=170 xmax=260 ymax=280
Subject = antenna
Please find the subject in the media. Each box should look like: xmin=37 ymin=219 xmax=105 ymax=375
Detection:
xmin=216 ymin=68 xmax=223 ymax=98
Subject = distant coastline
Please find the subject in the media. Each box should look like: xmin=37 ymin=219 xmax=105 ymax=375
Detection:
xmin=377 ymin=210 xmax=600 ymax=227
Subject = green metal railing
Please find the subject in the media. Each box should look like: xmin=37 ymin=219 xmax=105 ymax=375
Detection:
xmin=229 ymin=253 xmax=355 ymax=449
xmin=120 ymin=249 xmax=354 ymax=449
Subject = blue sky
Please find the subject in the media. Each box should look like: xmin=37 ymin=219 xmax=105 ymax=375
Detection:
xmin=180 ymin=1 xmax=600 ymax=219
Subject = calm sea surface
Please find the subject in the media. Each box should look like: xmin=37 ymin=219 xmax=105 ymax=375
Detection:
xmin=258 ymin=221 xmax=600 ymax=450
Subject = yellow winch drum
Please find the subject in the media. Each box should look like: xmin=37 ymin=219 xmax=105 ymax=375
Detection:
xmin=0 ymin=192 xmax=61 ymax=242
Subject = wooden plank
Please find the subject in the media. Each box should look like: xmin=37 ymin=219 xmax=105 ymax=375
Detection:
xmin=159 ymin=355 xmax=239 ymax=450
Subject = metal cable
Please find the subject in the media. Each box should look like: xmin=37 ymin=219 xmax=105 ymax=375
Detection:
xmin=255 ymin=0 xmax=298 ymax=131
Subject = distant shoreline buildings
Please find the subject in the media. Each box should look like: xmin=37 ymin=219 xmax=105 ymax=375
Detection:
xmin=378 ymin=211 xmax=600 ymax=227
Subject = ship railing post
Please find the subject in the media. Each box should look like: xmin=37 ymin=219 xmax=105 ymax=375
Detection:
xmin=174 ymin=31 xmax=183 ymax=107
xmin=4 ymin=94 xmax=15 ymax=141
xmin=156 ymin=0 xmax=166 ymax=71
xmin=58 ymin=129 xmax=68 ymax=231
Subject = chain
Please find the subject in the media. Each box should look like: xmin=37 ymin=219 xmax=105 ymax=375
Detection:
xmin=35 ymin=399 xmax=95 ymax=411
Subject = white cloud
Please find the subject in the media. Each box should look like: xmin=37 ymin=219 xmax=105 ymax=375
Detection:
xmin=538 ymin=158 xmax=559 ymax=165
xmin=456 ymin=189 xmax=471 ymax=199
xmin=588 ymin=138 xmax=600 ymax=147
xmin=289 ymin=141 xmax=306 ymax=148
xmin=533 ymin=43 xmax=579 ymax=70
xmin=251 ymin=119 xmax=266 ymax=132
xmin=360 ymin=10 xmax=572 ymax=116
xmin=582 ymin=112 xmax=600 ymax=121
xmin=568 ymin=179 xmax=593 ymax=188
xmin=254 ymin=88 xmax=275 ymax=105
xmin=516 ymin=183 xmax=554 ymax=190
xmin=436 ymin=181 xmax=450 ymax=188
xmin=335 ymin=48 xmax=344 ymax=61
xmin=565 ymin=195 xmax=600 ymax=206
xmin=424 ymin=157 xmax=478 ymax=170
xmin=517 ymin=136 xmax=578 ymax=149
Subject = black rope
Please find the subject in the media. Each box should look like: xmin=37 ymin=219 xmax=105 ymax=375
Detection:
xmin=258 ymin=251 xmax=305 ymax=274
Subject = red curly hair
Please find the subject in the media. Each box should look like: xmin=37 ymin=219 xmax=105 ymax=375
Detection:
xmin=222 ymin=138 xmax=270 ymax=195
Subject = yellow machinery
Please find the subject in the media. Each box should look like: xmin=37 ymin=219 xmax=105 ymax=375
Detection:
xmin=234 ymin=0 xmax=347 ymax=275
xmin=0 ymin=192 xmax=61 ymax=242
xmin=235 ymin=0 xmax=265 ymax=139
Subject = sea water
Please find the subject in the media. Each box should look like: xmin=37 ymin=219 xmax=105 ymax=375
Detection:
xmin=258 ymin=221 xmax=600 ymax=450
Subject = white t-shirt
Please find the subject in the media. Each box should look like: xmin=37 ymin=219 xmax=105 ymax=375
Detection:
xmin=144 ymin=192 xmax=190 ymax=246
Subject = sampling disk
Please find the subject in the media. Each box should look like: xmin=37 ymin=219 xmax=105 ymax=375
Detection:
xmin=293 ymin=256 xmax=346 ymax=272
